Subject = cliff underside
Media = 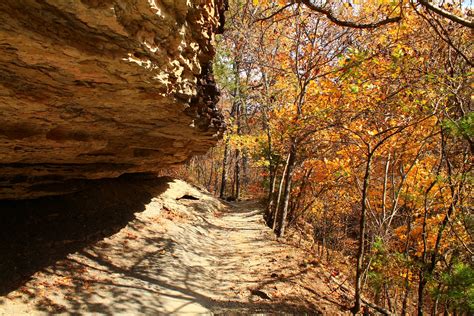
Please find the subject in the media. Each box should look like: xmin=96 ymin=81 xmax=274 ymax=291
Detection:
xmin=0 ymin=0 xmax=226 ymax=199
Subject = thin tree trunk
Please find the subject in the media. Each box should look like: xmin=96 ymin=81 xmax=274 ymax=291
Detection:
xmin=417 ymin=185 xmax=436 ymax=315
xmin=417 ymin=277 xmax=427 ymax=316
xmin=233 ymin=60 xmax=242 ymax=200
xmin=233 ymin=102 xmax=242 ymax=199
xmin=381 ymin=153 xmax=390 ymax=233
xmin=264 ymin=110 xmax=276 ymax=222
xmin=322 ymin=204 xmax=328 ymax=258
xmin=276 ymin=140 xmax=297 ymax=237
xmin=221 ymin=59 xmax=241 ymax=199
xmin=266 ymin=165 xmax=278 ymax=225
xmin=385 ymin=283 xmax=393 ymax=312
xmin=401 ymin=281 xmax=410 ymax=316
xmin=401 ymin=216 xmax=412 ymax=316
xmin=208 ymin=150 xmax=214 ymax=192
xmin=432 ymin=285 xmax=441 ymax=316
xmin=213 ymin=161 xmax=219 ymax=195
xmin=219 ymin=137 xmax=230 ymax=199
xmin=242 ymin=148 xmax=248 ymax=194
xmin=234 ymin=148 xmax=241 ymax=200
xmin=273 ymin=152 xmax=290 ymax=231
xmin=418 ymin=126 xmax=449 ymax=316
xmin=352 ymin=149 xmax=373 ymax=315
xmin=289 ymin=167 xmax=312 ymax=226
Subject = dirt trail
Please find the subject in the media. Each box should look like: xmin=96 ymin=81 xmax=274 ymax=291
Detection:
xmin=0 ymin=178 xmax=350 ymax=315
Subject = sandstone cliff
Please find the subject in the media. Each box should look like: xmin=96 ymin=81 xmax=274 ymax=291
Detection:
xmin=0 ymin=0 xmax=226 ymax=199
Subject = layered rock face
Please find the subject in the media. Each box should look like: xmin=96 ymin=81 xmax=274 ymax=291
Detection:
xmin=0 ymin=0 xmax=226 ymax=199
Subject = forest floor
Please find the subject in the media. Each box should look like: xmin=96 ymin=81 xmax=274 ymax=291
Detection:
xmin=0 ymin=178 xmax=352 ymax=315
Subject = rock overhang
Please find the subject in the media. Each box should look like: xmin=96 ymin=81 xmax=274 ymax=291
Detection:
xmin=0 ymin=0 xmax=227 ymax=199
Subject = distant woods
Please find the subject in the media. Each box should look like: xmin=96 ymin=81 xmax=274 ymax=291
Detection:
xmin=172 ymin=1 xmax=473 ymax=315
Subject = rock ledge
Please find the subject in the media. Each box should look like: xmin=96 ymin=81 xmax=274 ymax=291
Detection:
xmin=0 ymin=0 xmax=227 ymax=199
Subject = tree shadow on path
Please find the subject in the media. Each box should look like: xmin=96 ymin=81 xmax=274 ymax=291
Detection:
xmin=0 ymin=176 xmax=321 ymax=315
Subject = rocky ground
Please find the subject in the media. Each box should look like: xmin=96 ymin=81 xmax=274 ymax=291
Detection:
xmin=0 ymin=177 xmax=352 ymax=315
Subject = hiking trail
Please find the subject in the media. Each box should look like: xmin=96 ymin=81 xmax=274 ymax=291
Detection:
xmin=0 ymin=178 xmax=350 ymax=315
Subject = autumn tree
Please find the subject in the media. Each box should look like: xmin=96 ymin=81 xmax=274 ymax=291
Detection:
xmin=176 ymin=0 xmax=472 ymax=314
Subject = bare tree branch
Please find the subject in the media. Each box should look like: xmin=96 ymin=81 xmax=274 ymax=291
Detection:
xmin=254 ymin=3 xmax=293 ymax=22
xmin=411 ymin=2 xmax=474 ymax=67
xmin=418 ymin=0 xmax=474 ymax=28
xmin=299 ymin=0 xmax=401 ymax=29
xmin=254 ymin=1 xmax=472 ymax=30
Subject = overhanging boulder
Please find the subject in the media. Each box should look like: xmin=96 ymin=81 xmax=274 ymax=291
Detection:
xmin=0 ymin=0 xmax=226 ymax=199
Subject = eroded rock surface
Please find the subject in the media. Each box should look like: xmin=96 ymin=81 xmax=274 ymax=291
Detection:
xmin=0 ymin=0 xmax=226 ymax=199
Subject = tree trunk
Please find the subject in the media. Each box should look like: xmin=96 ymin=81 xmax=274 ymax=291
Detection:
xmin=352 ymin=150 xmax=373 ymax=314
xmin=401 ymin=216 xmax=412 ymax=316
xmin=272 ymin=152 xmax=290 ymax=231
xmin=417 ymin=277 xmax=427 ymax=316
xmin=219 ymin=136 xmax=230 ymax=199
xmin=221 ymin=59 xmax=241 ymax=199
xmin=264 ymin=110 xmax=276 ymax=223
xmin=233 ymin=101 xmax=242 ymax=200
xmin=276 ymin=140 xmax=297 ymax=237
xmin=234 ymin=148 xmax=241 ymax=200
xmin=266 ymin=164 xmax=278 ymax=225
xmin=289 ymin=167 xmax=312 ymax=226
xmin=242 ymin=148 xmax=248 ymax=194
xmin=432 ymin=285 xmax=440 ymax=316
xmin=401 ymin=283 xmax=410 ymax=316
xmin=213 ymin=160 xmax=219 ymax=195
xmin=385 ymin=283 xmax=393 ymax=312
xmin=208 ymin=150 xmax=214 ymax=192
